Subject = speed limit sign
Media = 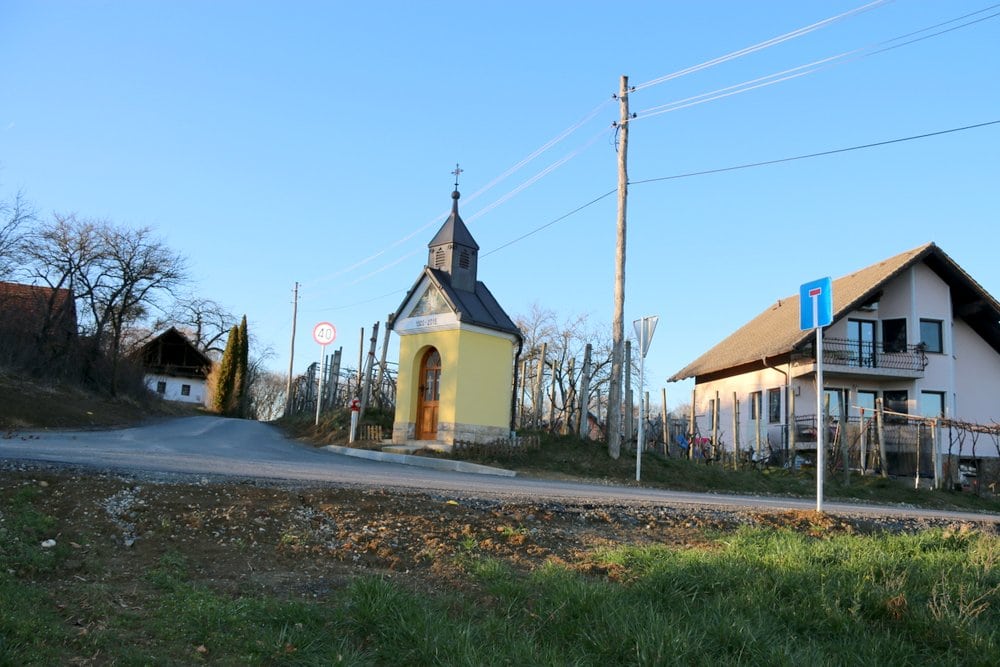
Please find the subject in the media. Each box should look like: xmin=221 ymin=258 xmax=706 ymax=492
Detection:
xmin=312 ymin=321 xmax=336 ymax=346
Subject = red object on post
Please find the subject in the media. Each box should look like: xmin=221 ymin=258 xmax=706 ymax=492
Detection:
xmin=350 ymin=398 xmax=361 ymax=412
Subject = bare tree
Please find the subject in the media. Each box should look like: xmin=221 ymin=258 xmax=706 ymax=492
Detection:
xmin=22 ymin=214 xmax=187 ymax=393
xmin=0 ymin=190 xmax=36 ymax=279
xmin=514 ymin=305 xmax=616 ymax=435
xmin=156 ymin=297 xmax=235 ymax=358
xmin=247 ymin=369 xmax=287 ymax=421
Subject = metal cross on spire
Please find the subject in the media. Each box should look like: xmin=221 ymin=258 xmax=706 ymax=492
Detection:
xmin=451 ymin=163 xmax=463 ymax=190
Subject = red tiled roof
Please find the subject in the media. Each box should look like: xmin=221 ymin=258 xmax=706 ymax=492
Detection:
xmin=0 ymin=280 xmax=77 ymax=335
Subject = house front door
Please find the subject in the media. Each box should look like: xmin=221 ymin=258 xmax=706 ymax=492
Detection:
xmin=416 ymin=348 xmax=441 ymax=440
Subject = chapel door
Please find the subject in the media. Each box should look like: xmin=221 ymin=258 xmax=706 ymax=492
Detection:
xmin=416 ymin=348 xmax=441 ymax=440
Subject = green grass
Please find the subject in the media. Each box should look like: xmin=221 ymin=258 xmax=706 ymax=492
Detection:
xmin=4 ymin=485 xmax=999 ymax=665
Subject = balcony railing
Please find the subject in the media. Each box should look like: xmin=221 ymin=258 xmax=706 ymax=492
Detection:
xmin=802 ymin=337 xmax=928 ymax=373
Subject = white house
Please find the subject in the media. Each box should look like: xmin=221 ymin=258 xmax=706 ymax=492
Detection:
xmin=669 ymin=242 xmax=1000 ymax=476
xmin=138 ymin=327 xmax=213 ymax=406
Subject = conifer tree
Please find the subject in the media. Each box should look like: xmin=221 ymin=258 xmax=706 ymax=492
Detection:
xmin=211 ymin=324 xmax=239 ymax=415
xmin=234 ymin=315 xmax=249 ymax=417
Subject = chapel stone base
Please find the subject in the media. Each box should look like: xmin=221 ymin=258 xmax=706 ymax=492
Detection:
xmin=392 ymin=420 xmax=510 ymax=445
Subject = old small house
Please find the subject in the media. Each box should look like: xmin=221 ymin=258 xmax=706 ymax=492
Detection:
xmin=139 ymin=327 xmax=212 ymax=405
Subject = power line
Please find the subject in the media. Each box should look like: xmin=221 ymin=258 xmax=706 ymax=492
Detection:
xmin=300 ymin=101 xmax=612 ymax=294
xmin=300 ymin=3 xmax=998 ymax=299
xmin=631 ymin=0 xmax=890 ymax=93
xmin=481 ymin=119 xmax=1000 ymax=258
xmin=297 ymin=2 xmax=895 ymax=296
xmin=633 ymin=5 xmax=1000 ymax=122
xmin=481 ymin=189 xmax=617 ymax=258
xmin=629 ymin=119 xmax=1000 ymax=186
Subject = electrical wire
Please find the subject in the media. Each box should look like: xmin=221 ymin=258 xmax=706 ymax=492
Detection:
xmin=332 ymin=127 xmax=612 ymax=290
xmin=481 ymin=119 xmax=1000 ymax=259
xmin=301 ymin=119 xmax=998 ymax=315
xmin=631 ymin=0 xmax=891 ymax=93
xmin=480 ymin=188 xmax=617 ymax=259
xmin=629 ymin=119 xmax=1000 ymax=186
xmin=633 ymin=5 xmax=1000 ymax=122
xmin=300 ymin=100 xmax=612 ymax=294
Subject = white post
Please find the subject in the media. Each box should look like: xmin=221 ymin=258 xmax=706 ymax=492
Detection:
xmin=932 ymin=418 xmax=941 ymax=490
xmin=859 ymin=409 xmax=868 ymax=476
xmin=636 ymin=334 xmax=646 ymax=481
xmin=349 ymin=409 xmax=358 ymax=443
xmin=816 ymin=325 xmax=825 ymax=512
xmin=314 ymin=347 xmax=326 ymax=426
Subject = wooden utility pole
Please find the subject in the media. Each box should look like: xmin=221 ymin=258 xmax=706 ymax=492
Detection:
xmin=564 ymin=357 xmax=576 ymax=436
xmin=534 ymin=342 xmax=547 ymax=428
xmin=359 ymin=322 xmax=379 ymax=419
xmin=374 ymin=314 xmax=392 ymax=407
xmin=356 ymin=328 xmax=364 ymax=395
xmin=712 ymin=391 xmax=720 ymax=460
xmin=329 ymin=347 xmax=342 ymax=408
xmin=732 ymin=392 xmax=740 ymax=470
xmin=624 ymin=340 xmax=633 ymax=448
xmin=876 ymin=398 xmax=888 ymax=478
xmin=577 ymin=343 xmax=592 ymax=438
xmin=688 ymin=388 xmax=696 ymax=460
xmin=607 ymin=74 xmax=631 ymax=460
xmin=548 ymin=362 xmax=558 ymax=430
xmin=789 ymin=389 xmax=797 ymax=467
xmin=283 ymin=281 xmax=299 ymax=417
xmin=661 ymin=388 xmax=668 ymax=454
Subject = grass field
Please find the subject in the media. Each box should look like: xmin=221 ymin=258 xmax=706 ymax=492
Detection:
xmin=4 ymin=389 xmax=1000 ymax=663
xmin=3 ymin=479 xmax=999 ymax=664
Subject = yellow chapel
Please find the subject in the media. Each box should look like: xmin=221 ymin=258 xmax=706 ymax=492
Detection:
xmin=390 ymin=185 xmax=522 ymax=445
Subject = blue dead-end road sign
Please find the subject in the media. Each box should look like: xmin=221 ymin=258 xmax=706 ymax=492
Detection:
xmin=800 ymin=277 xmax=833 ymax=330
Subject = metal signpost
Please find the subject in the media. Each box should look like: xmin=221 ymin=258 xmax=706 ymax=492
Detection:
xmin=799 ymin=278 xmax=833 ymax=512
xmin=632 ymin=315 xmax=658 ymax=481
xmin=312 ymin=322 xmax=337 ymax=426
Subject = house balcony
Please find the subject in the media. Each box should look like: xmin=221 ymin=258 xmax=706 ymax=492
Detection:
xmin=790 ymin=337 xmax=927 ymax=380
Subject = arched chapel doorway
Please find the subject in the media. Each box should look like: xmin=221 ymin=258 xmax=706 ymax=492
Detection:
xmin=416 ymin=347 xmax=441 ymax=440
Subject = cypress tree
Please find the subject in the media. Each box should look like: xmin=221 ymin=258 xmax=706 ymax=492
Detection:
xmin=234 ymin=315 xmax=249 ymax=417
xmin=211 ymin=324 xmax=239 ymax=415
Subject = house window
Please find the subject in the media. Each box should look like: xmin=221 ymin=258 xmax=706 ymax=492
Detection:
xmin=749 ymin=391 xmax=761 ymax=420
xmin=767 ymin=388 xmax=781 ymax=423
xmin=920 ymin=319 xmax=943 ymax=353
xmin=459 ymin=249 xmax=470 ymax=269
xmin=856 ymin=390 xmax=877 ymax=418
xmin=823 ymin=388 xmax=845 ymax=419
xmin=156 ymin=381 xmax=166 ymax=394
xmin=847 ymin=319 xmax=876 ymax=366
xmin=920 ymin=391 xmax=945 ymax=418
xmin=882 ymin=319 xmax=907 ymax=353
xmin=181 ymin=384 xmax=191 ymax=397
xmin=883 ymin=390 xmax=908 ymax=420
xmin=434 ymin=248 xmax=446 ymax=268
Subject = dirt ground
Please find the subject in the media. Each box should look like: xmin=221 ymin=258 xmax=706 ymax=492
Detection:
xmin=4 ymin=461 xmax=995 ymax=606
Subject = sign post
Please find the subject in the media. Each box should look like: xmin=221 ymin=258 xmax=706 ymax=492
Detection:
xmin=349 ymin=397 xmax=361 ymax=443
xmin=632 ymin=315 xmax=659 ymax=481
xmin=312 ymin=322 xmax=337 ymax=426
xmin=799 ymin=278 xmax=833 ymax=512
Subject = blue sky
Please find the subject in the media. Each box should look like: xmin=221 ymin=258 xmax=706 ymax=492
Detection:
xmin=2 ymin=1 xmax=998 ymax=408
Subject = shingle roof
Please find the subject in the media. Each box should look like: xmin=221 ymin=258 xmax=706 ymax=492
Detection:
xmin=669 ymin=242 xmax=1000 ymax=381
xmin=428 ymin=192 xmax=479 ymax=250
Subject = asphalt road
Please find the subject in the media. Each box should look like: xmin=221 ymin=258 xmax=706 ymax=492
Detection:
xmin=3 ymin=416 xmax=998 ymax=524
